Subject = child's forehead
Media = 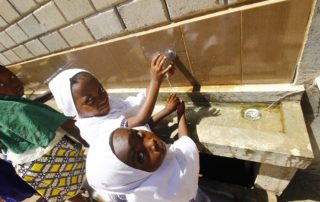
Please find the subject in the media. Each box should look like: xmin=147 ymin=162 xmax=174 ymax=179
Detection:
xmin=0 ymin=69 xmax=13 ymax=78
xmin=112 ymin=129 xmax=132 ymax=159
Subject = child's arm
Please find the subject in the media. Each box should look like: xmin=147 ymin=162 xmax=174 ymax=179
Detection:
xmin=61 ymin=119 xmax=89 ymax=147
xmin=177 ymin=100 xmax=189 ymax=137
xmin=127 ymin=54 xmax=173 ymax=128
xmin=148 ymin=94 xmax=179 ymax=129
xmin=32 ymin=91 xmax=53 ymax=103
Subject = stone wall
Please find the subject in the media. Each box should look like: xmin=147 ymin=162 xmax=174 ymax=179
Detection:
xmin=0 ymin=0 xmax=250 ymax=66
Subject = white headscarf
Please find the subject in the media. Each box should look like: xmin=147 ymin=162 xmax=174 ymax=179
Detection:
xmin=86 ymin=127 xmax=199 ymax=202
xmin=48 ymin=68 xmax=86 ymax=117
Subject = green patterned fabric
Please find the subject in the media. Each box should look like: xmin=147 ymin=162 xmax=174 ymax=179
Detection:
xmin=0 ymin=95 xmax=69 ymax=154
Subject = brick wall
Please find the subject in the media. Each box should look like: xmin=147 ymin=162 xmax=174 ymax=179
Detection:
xmin=0 ymin=0 xmax=250 ymax=66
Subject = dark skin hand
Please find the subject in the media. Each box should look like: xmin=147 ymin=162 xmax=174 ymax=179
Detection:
xmin=148 ymin=94 xmax=180 ymax=129
xmin=127 ymin=54 xmax=173 ymax=128
xmin=177 ymin=100 xmax=189 ymax=138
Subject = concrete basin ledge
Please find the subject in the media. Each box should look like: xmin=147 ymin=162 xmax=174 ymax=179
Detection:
xmin=107 ymin=83 xmax=305 ymax=103
xmin=196 ymin=101 xmax=313 ymax=169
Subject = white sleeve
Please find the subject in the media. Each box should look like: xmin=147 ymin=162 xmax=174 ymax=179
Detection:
xmin=173 ymin=136 xmax=199 ymax=158
xmin=123 ymin=92 xmax=146 ymax=117
xmin=173 ymin=136 xmax=199 ymax=174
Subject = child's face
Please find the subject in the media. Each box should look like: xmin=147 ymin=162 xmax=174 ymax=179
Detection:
xmin=112 ymin=128 xmax=167 ymax=172
xmin=71 ymin=74 xmax=110 ymax=117
xmin=0 ymin=69 xmax=24 ymax=97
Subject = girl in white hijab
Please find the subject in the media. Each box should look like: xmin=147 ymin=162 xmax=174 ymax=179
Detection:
xmin=48 ymin=54 xmax=176 ymax=145
xmin=86 ymin=101 xmax=201 ymax=202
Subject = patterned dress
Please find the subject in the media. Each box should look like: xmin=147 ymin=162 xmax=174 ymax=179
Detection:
xmin=15 ymin=136 xmax=86 ymax=202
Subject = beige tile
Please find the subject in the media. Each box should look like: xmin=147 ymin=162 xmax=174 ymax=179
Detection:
xmin=18 ymin=14 xmax=47 ymax=38
xmin=60 ymin=22 xmax=94 ymax=47
xmin=34 ymin=0 xmax=48 ymax=4
xmin=84 ymin=9 xmax=124 ymax=40
xmin=91 ymin=0 xmax=126 ymax=10
xmin=9 ymin=0 xmax=38 ymax=15
xmin=242 ymin=0 xmax=313 ymax=84
xmin=166 ymin=0 xmax=220 ymax=21
xmin=0 ymin=0 xmax=20 ymax=23
xmin=118 ymin=0 xmax=169 ymax=31
xmin=40 ymin=31 xmax=69 ymax=52
xmin=181 ymin=12 xmax=242 ymax=85
xmin=12 ymin=45 xmax=34 ymax=60
xmin=0 ymin=16 xmax=8 ymax=29
xmin=0 ymin=53 xmax=10 ymax=65
xmin=0 ymin=31 xmax=16 ymax=48
xmin=0 ymin=42 xmax=5 ymax=52
xmin=34 ymin=1 xmax=66 ymax=30
xmin=55 ymin=0 xmax=94 ymax=22
xmin=3 ymin=49 xmax=21 ymax=63
xmin=25 ymin=39 xmax=49 ymax=56
xmin=6 ymin=24 xmax=29 ymax=43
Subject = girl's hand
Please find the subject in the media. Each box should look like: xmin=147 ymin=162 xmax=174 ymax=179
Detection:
xmin=177 ymin=100 xmax=185 ymax=117
xmin=150 ymin=54 xmax=173 ymax=82
xmin=164 ymin=94 xmax=180 ymax=114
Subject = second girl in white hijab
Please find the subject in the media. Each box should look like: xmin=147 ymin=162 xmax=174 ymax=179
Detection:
xmin=86 ymin=101 xmax=200 ymax=202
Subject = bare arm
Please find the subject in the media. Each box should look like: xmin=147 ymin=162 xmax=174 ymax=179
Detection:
xmin=61 ymin=119 xmax=89 ymax=147
xmin=32 ymin=91 xmax=53 ymax=103
xmin=127 ymin=54 xmax=173 ymax=128
xmin=177 ymin=101 xmax=189 ymax=137
xmin=148 ymin=94 xmax=179 ymax=129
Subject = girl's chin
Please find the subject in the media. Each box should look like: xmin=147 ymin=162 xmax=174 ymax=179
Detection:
xmin=97 ymin=108 xmax=110 ymax=116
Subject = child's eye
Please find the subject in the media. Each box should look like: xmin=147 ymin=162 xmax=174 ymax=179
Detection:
xmin=100 ymin=87 xmax=105 ymax=94
xmin=136 ymin=131 xmax=143 ymax=140
xmin=85 ymin=96 xmax=94 ymax=105
xmin=137 ymin=152 xmax=144 ymax=164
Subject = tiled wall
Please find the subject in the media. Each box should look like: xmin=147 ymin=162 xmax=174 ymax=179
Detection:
xmin=0 ymin=0 xmax=250 ymax=66
xmin=9 ymin=0 xmax=313 ymax=91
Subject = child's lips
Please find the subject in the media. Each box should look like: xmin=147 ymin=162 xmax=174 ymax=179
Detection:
xmin=157 ymin=141 xmax=166 ymax=155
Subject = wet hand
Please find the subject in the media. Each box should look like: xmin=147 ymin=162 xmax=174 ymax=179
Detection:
xmin=150 ymin=54 xmax=173 ymax=82
xmin=164 ymin=94 xmax=180 ymax=114
xmin=177 ymin=99 xmax=185 ymax=117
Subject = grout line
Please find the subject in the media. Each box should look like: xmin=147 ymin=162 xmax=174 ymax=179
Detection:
xmin=52 ymin=1 xmax=68 ymax=23
xmin=161 ymin=0 xmax=172 ymax=21
xmin=82 ymin=19 xmax=96 ymax=40
xmin=114 ymin=6 xmax=127 ymax=30
xmin=87 ymin=0 xmax=98 ymax=12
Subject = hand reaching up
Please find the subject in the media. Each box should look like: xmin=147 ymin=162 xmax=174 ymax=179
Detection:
xmin=176 ymin=100 xmax=189 ymax=137
xmin=150 ymin=54 xmax=174 ymax=82
xmin=164 ymin=94 xmax=180 ymax=114
xmin=177 ymin=99 xmax=185 ymax=118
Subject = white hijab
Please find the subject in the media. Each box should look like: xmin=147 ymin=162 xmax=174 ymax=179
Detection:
xmin=86 ymin=127 xmax=199 ymax=202
xmin=48 ymin=68 xmax=146 ymax=145
xmin=48 ymin=68 xmax=85 ymax=117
